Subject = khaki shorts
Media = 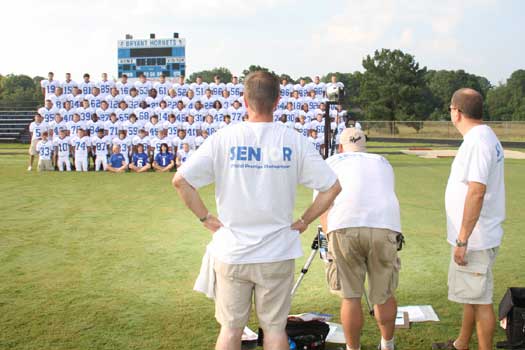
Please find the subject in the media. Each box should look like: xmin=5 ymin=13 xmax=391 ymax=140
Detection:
xmin=214 ymin=259 xmax=294 ymax=332
xmin=29 ymin=139 xmax=39 ymax=156
xmin=38 ymin=159 xmax=54 ymax=171
xmin=448 ymin=247 xmax=498 ymax=305
xmin=327 ymin=227 xmax=400 ymax=305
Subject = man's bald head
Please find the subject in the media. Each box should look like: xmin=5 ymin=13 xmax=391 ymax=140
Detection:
xmin=451 ymin=88 xmax=483 ymax=120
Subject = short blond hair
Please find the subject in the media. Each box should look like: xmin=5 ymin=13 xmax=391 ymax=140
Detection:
xmin=244 ymin=71 xmax=280 ymax=115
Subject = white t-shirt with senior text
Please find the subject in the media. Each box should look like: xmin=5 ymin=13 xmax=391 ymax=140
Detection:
xmin=321 ymin=152 xmax=401 ymax=233
xmin=179 ymin=122 xmax=337 ymax=264
xmin=445 ymin=124 xmax=505 ymax=251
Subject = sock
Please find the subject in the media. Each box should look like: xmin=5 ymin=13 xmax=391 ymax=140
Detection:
xmin=381 ymin=336 xmax=394 ymax=350
xmin=346 ymin=345 xmax=360 ymax=350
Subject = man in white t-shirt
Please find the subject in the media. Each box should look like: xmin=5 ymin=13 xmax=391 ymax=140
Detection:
xmin=320 ymin=128 xmax=401 ymax=350
xmin=172 ymin=71 xmax=341 ymax=350
xmin=433 ymin=88 xmax=505 ymax=350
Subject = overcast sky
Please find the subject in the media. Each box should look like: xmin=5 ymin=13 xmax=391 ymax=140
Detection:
xmin=1 ymin=0 xmax=523 ymax=84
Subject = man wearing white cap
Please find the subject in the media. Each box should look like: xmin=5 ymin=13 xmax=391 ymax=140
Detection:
xmin=320 ymin=128 xmax=402 ymax=350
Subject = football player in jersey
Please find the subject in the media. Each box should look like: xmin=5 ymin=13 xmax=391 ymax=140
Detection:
xmin=300 ymin=103 xmax=315 ymax=123
xmin=154 ymin=74 xmax=172 ymax=97
xmin=226 ymin=76 xmax=243 ymax=98
xmin=36 ymin=131 xmax=54 ymax=171
xmin=41 ymin=72 xmax=60 ymax=98
xmin=164 ymin=88 xmax=179 ymax=109
xmin=76 ymin=99 xmax=94 ymax=122
xmin=106 ymin=87 xmax=123 ymax=110
xmin=67 ymin=113 xmax=84 ymax=137
xmin=60 ymin=101 xmax=76 ymax=123
xmin=123 ymin=113 xmax=140 ymax=138
xmin=145 ymin=114 xmax=161 ymax=138
xmin=98 ymin=73 xmax=114 ymax=97
xmin=227 ymin=100 xmax=246 ymax=124
xmin=175 ymin=142 xmax=193 ymax=168
xmin=289 ymin=90 xmax=303 ymax=110
xmin=86 ymin=87 xmax=103 ymax=109
xmin=190 ymin=75 xmax=208 ymax=98
xmin=304 ymin=90 xmax=321 ymax=112
xmin=116 ymin=74 xmax=133 ymax=96
xmin=182 ymin=115 xmax=199 ymax=148
xmin=310 ymin=113 xmax=326 ymax=141
xmin=219 ymin=114 xmax=231 ymax=129
xmin=134 ymin=73 xmax=152 ymax=98
xmin=126 ymin=87 xmax=143 ymax=110
xmin=48 ymin=113 xmax=67 ymax=141
xmin=295 ymin=114 xmax=311 ymax=138
xmin=107 ymin=144 xmax=128 ymax=173
xmin=201 ymin=115 xmax=218 ymax=136
xmin=129 ymin=143 xmax=151 ymax=173
xmin=278 ymin=114 xmax=294 ymax=128
xmin=38 ymin=99 xmax=59 ymax=123
xmin=78 ymin=73 xmax=94 ymax=96
xmin=209 ymin=75 xmax=225 ymax=97
xmin=112 ymin=130 xmax=132 ymax=165
xmin=219 ymin=89 xmax=235 ymax=110
xmin=163 ymin=113 xmax=180 ymax=140
xmin=208 ymin=100 xmax=225 ymax=123
xmin=105 ymin=113 xmax=121 ymax=140
xmin=190 ymin=101 xmax=207 ymax=123
xmin=308 ymin=129 xmax=322 ymax=154
xmin=28 ymin=113 xmax=48 ymax=171
xmin=132 ymin=128 xmax=151 ymax=155
xmin=171 ymin=129 xmax=188 ymax=152
xmin=91 ymin=128 xmax=110 ymax=171
xmin=70 ymin=87 xmax=84 ymax=109
xmin=71 ymin=128 xmax=91 ymax=171
xmin=310 ymin=76 xmax=326 ymax=98
xmin=155 ymin=100 xmax=172 ymax=122
xmin=61 ymin=73 xmax=78 ymax=95
xmin=280 ymin=77 xmax=294 ymax=98
xmin=173 ymin=100 xmax=188 ymax=123
xmin=134 ymin=101 xmax=153 ymax=126
xmin=150 ymin=129 xmax=172 ymax=158
xmin=152 ymin=143 xmax=175 ymax=172
xmin=182 ymin=89 xmax=198 ymax=110
xmin=54 ymin=129 xmax=72 ymax=171
xmin=199 ymin=88 xmax=216 ymax=110
xmin=146 ymin=88 xmax=163 ymax=109
xmin=96 ymin=100 xmax=112 ymax=122
xmin=284 ymin=102 xmax=299 ymax=123
xmin=49 ymin=87 xmax=66 ymax=109
xmin=173 ymin=75 xmax=190 ymax=98
xmin=115 ymin=100 xmax=132 ymax=122
xmin=294 ymin=78 xmax=309 ymax=98
xmin=86 ymin=113 xmax=104 ymax=136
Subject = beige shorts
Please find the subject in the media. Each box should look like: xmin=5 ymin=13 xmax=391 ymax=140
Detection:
xmin=448 ymin=247 xmax=498 ymax=305
xmin=214 ymin=259 xmax=294 ymax=332
xmin=38 ymin=159 xmax=54 ymax=171
xmin=29 ymin=139 xmax=39 ymax=156
xmin=327 ymin=227 xmax=400 ymax=305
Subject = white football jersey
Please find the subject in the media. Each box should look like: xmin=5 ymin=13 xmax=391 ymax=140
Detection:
xmin=59 ymin=108 xmax=76 ymax=123
xmin=199 ymin=95 xmax=216 ymax=110
xmin=295 ymin=122 xmax=311 ymax=137
xmin=311 ymin=82 xmax=326 ymax=98
xmin=277 ymin=97 xmax=288 ymax=110
xmin=218 ymin=96 xmax=236 ymax=110
xmin=41 ymin=79 xmax=60 ymax=97
xmin=125 ymin=95 xmax=144 ymax=109
xmin=133 ymin=107 xmax=153 ymax=125
xmin=116 ymin=81 xmax=134 ymax=96
xmin=96 ymin=107 xmax=113 ymax=122
xmin=288 ymin=97 xmax=304 ymax=111
xmin=294 ymin=84 xmax=309 ymax=98
xmin=70 ymin=135 xmax=91 ymax=157
xmin=70 ymin=94 xmax=85 ymax=109
xmin=75 ymin=107 xmax=95 ymax=122
xmin=91 ymin=135 xmax=110 ymax=156
xmin=123 ymin=120 xmax=141 ymax=137
xmin=155 ymin=106 xmax=173 ymax=122
xmin=144 ymin=121 xmax=161 ymax=138
xmin=163 ymin=95 xmax=180 ymax=109
xmin=226 ymin=83 xmax=243 ymax=97
xmin=163 ymin=120 xmax=180 ymax=138
xmin=145 ymin=96 xmax=163 ymax=109
xmin=85 ymin=94 xmax=103 ymax=109
xmin=134 ymin=80 xmax=152 ymax=97
xmin=182 ymin=121 xmax=200 ymax=139
xmin=190 ymin=108 xmax=208 ymax=123
xmin=105 ymin=120 xmax=122 ymax=139
xmin=115 ymin=108 xmax=132 ymax=122
xmin=153 ymin=81 xmax=172 ymax=97
xmin=200 ymin=121 xmax=218 ymax=136
xmin=78 ymin=81 xmax=94 ymax=95
xmin=209 ymin=82 xmax=226 ymax=97
xmin=227 ymin=106 xmax=246 ymax=123
xmin=150 ymin=136 xmax=171 ymax=156
xmin=190 ymin=82 xmax=208 ymax=97
xmin=173 ymin=83 xmax=190 ymax=98
xmin=49 ymin=94 xmax=66 ymax=109
xmin=177 ymin=149 xmax=194 ymax=163
xmin=86 ymin=120 xmax=105 ymax=136
xmin=132 ymin=135 xmax=151 ymax=151
xmin=29 ymin=121 xmax=49 ymax=140
xmin=97 ymin=80 xmax=115 ymax=97
xmin=48 ymin=120 xmax=68 ymax=139
xmin=112 ymin=137 xmax=132 ymax=159
xmin=173 ymin=107 xmax=188 ymax=123
xmin=209 ymin=108 xmax=227 ymax=123
xmin=61 ymin=80 xmax=78 ymax=95
xmin=38 ymin=106 xmax=59 ymax=123
xmin=182 ymin=96 xmax=198 ymax=110
xmin=54 ymin=136 xmax=71 ymax=158
xmin=280 ymin=83 xmax=294 ymax=98
xmin=36 ymin=140 xmax=54 ymax=160
xmin=67 ymin=120 xmax=85 ymax=136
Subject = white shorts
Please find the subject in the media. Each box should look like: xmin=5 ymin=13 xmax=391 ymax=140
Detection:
xmin=95 ymin=155 xmax=108 ymax=171
xmin=57 ymin=157 xmax=71 ymax=171
xmin=75 ymin=156 xmax=88 ymax=172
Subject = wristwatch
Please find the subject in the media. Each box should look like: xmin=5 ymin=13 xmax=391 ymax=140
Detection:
xmin=455 ymin=239 xmax=468 ymax=247
xmin=199 ymin=213 xmax=211 ymax=223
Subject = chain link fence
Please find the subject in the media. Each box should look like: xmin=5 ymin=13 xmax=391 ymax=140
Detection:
xmin=361 ymin=121 xmax=525 ymax=142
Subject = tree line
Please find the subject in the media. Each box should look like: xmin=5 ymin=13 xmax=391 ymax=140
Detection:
xmin=1 ymin=49 xmax=524 ymax=121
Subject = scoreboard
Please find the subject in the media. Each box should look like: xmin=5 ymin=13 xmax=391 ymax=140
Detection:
xmin=117 ymin=36 xmax=186 ymax=79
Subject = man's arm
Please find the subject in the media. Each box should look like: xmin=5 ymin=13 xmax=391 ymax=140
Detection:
xmin=454 ymin=181 xmax=486 ymax=265
xmin=172 ymin=173 xmax=223 ymax=233
xmin=291 ymin=180 xmax=341 ymax=233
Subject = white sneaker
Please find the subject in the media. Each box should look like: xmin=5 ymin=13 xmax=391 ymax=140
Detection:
xmin=27 ymin=166 xmax=32 ymax=171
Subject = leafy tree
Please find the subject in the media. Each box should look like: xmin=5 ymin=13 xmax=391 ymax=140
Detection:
xmin=186 ymin=67 xmax=232 ymax=84
xmin=358 ymin=49 xmax=433 ymax=130
xmin=279 ymin=73 xmax=296 ymax=84
xmin=240 ymin=65 xmax=275 ymax=82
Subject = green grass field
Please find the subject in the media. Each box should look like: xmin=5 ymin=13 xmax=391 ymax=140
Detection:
xmin=1 ymin=142 xmax=524 ymax=350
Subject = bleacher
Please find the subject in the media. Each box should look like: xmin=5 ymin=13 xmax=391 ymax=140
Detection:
xmin=0 ymin=110 xmax=35 ymax=143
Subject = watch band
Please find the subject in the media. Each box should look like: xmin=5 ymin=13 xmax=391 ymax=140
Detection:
xmin=455 ymin=239 xmax=468 ymax=247
xmin=199 ymin=213 xmax=210 ymax=223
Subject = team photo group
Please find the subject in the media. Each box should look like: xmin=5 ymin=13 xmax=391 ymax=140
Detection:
xmin=28 ymin=71 xmax=349 ymax=172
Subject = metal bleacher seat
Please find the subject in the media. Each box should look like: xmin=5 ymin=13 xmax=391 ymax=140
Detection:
xmin=0 ymin=110 xmax=35 ymax=143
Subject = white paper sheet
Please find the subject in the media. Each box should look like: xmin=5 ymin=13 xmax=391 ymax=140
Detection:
xmin=397 ymin=305 xmax=439 ymax=322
